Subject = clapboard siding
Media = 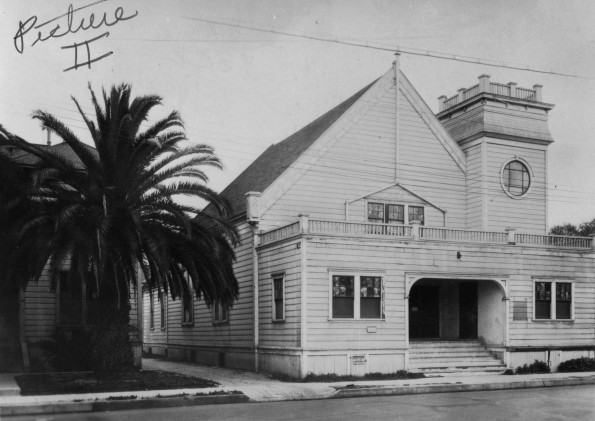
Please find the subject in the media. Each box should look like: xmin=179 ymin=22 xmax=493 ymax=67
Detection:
xmin=463 ymin=142 xmax=484 ymax=230
xmin=258 ymin=240 xmax=302 ymax=347
xmin=485 ymin=140 xmax=547 ymax=234
xmin=143 ymin=222 xmax=255 ymax=349
xmin=348 ymin=184 xmax=445 ymax=226
xmin=302 ymin=236 xmax=594 ymax=350
xmin=396 ymin=91 xmax=467 ymax=228
xmin=306 ymin=241 xmax=407 ymax=350
xmin=262 ymin=81 xmax=467 ymax=232
xmin=261 ymin=85 xmax=396 ymax=228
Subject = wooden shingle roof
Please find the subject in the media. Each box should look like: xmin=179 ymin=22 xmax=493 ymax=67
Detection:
xmin=220 ymin=80 xmax=377 ymax=217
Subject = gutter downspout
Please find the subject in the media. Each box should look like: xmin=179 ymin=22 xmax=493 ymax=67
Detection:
xmin=251 ymin=222 xmax=260 ymax=372
xmin=299 ymin=214 xmax=309 ymax=378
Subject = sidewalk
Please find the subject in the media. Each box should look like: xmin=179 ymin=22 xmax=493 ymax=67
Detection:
xmin=1 ymin=359 xmax=595 ymax=416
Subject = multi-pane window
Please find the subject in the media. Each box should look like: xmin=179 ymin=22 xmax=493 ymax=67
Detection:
xmin=556 ymin=283 xmax=572 ymax=319
xmin=367 ymin=202 xmax=416 ymax=225
xmin=332 ymin=276 xmax=354 ymax=318
xmin=331 ymin=274 xmax=384 ymax=319
xmin=534 ymin=281 xmax=572 ymax=320
xmin=503 ymin=160 xmax=530 ymax=196
xmin=360 ymin=276 xmax=382 ymax=319
xmin=408 ymin=206 xmax=425 ymax=225
xmin=367 ymin=203 xmax=384 ymax=223
xmin=272 ymin=275 xmax=284 ymax=321
xmin=386 ymin=204 xmax=404 ymax=224
xmin=214 ymin=302 xmax=228 ymax=323
xmin=182 ymin=294 xmax=193 ymax=326
xmin=535 ymin=282 xmax=551 ymax=319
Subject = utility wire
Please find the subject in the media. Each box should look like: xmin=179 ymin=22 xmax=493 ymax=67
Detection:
xmin=184 ymin=17 xmax=595 ymax=81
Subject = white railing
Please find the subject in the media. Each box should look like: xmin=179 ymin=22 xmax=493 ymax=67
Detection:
xmin=490 ymin=83 xmax=511 ymax=96
xmin=258 ymin=218 xmax=593 ymax=250
xmin=463 ymin=84 xmax=480 ymax=101
xmin=515 ymin=87 xmax=536 ymax=101
xmin=309 ymin=220 xmax=413 ymax=238
xmin=420 ymin=227 xmax=508 ymax=244
xmin=516 ymin=234 xmax=592 ymax=249
xmin=259 ymin=222 xmax=300 ymax=245
xmin=444 ymin=95 xmax=459 ymax=109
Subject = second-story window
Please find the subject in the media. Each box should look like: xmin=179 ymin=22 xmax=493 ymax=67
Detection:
xmin=408 ymin=206 xmax=425 ymax=225
xmin=368 ymin=202 xmax=422 ymax=225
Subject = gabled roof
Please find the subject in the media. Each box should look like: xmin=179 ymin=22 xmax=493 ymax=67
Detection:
xmin=221 ymin=80 xmax=377 ymax=217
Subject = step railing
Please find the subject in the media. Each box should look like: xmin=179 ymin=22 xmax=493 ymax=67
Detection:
xmin=258 ymin=217 xmax=595 ymax=250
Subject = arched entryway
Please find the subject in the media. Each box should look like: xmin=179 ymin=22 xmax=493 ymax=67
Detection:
xmin=407 ymin=277 xmax=507 ymax=344
xmin=406 ymin=275 xmax=508 ymax=373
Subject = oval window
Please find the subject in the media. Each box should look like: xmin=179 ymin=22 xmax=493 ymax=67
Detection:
xmin=502 ymin=160 xmax=530 ymax=196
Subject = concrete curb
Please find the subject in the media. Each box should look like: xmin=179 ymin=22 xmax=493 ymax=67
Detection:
xmin=332 ymin=376 xmax=595 ymax=399
xmin=0 ymin=392 xmax=250 ymax=416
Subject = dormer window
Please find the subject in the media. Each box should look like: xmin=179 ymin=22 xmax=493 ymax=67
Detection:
xmin=502 ymin=160 xmax=531 ymax=197
xmin=367 ymin=202 xmax=423 ymax=225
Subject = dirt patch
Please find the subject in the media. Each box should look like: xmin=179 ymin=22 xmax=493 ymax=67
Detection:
xmin=15 ymin=369 xmax=217 ymax=395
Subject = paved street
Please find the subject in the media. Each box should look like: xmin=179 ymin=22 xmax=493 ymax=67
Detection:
xmin=4 ymin=385 xmax=595 ymax=421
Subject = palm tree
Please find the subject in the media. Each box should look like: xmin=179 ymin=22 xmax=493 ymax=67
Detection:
xmin=0 ymin=85 xmax=239 ymax=369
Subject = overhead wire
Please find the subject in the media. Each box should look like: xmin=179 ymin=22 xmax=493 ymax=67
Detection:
xmin=2 ymin=102 xmax=594 ymax=207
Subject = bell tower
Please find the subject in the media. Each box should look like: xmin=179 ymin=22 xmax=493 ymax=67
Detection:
xmin=436 ymin=75 xmax=554 ymax=234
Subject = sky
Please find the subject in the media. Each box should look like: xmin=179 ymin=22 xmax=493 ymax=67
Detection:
xmin=1 ymin=0 xmax=594 ymax=227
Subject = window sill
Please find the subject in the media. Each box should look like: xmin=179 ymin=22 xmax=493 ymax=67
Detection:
xmin=181 ymin=322 xmax=194 ymax=327
xmin=212 ymin=320 xmax=229 ymax=326
xmin=328 ymin=318 xmax=386 ymax=322
xmin=532 ymin=318 xmax=575 ymax=323
xmin=272 ymin=319 xmax=286 ymax=324
xmin=160 ymin=327 xmax=166 ymax=331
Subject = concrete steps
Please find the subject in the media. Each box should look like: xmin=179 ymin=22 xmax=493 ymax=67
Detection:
xmin=409 ymin=340 xmax=506 ymax=375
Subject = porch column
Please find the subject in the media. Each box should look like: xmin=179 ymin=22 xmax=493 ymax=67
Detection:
xmin=404 ymin=293 xmax=410 ymax=370
xmin=505 ymin=228 xmax=516 ymax=245
xmin=410 ymin=221 xmax=421 ymax=239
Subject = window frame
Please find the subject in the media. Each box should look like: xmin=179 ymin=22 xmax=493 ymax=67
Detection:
xmin=149 ymin=290 xmax=155 ymax=331
xmin=271 ymin=273 xmax=285 ymax=322
xmin=181 ymin=293 xmax=194 ymax=327
xmin=213 ymin=302 xmax=229 ymax=325
xmin=329 ymin=271 xmax=385 ymax=321
xmin=181 ymin=273 xmax=194 ymax=327
xmin=158 ymin=290 xmax=166 ymax=330
xmin=532 ymin=279 xmax=574 ymax=321
xmin=366 ymin=201 xmax=423 ymax=226
xmin=408 ymin=205 xmax=425 ymax=226
xmin=500 ymin=158 xmax=533 ymax=199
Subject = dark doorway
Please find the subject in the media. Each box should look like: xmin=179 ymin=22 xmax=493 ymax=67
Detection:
xmin=459 ymin=281 xmax=478 ymax=339
xmin=409 ymin=284 xmax=439 ymax=338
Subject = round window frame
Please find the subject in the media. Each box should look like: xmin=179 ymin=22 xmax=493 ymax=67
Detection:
xmin=500 ymin=158 xmax=533 ymax=199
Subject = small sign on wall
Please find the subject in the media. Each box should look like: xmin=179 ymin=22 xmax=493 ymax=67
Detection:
xmin=351 ymin=355 xmax=366 ymax=365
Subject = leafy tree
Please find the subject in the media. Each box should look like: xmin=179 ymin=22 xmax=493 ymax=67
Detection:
xmin=0 ymin=85 xmax=239 ymax=369
xmin=549 ymin=219 xmax=595 ymax=237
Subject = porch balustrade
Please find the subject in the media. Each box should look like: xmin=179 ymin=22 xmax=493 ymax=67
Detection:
xmin=258 ymin=218 xmax=594 ymax=251
xmin=438 ymin=75 xmax=541 ymax=112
